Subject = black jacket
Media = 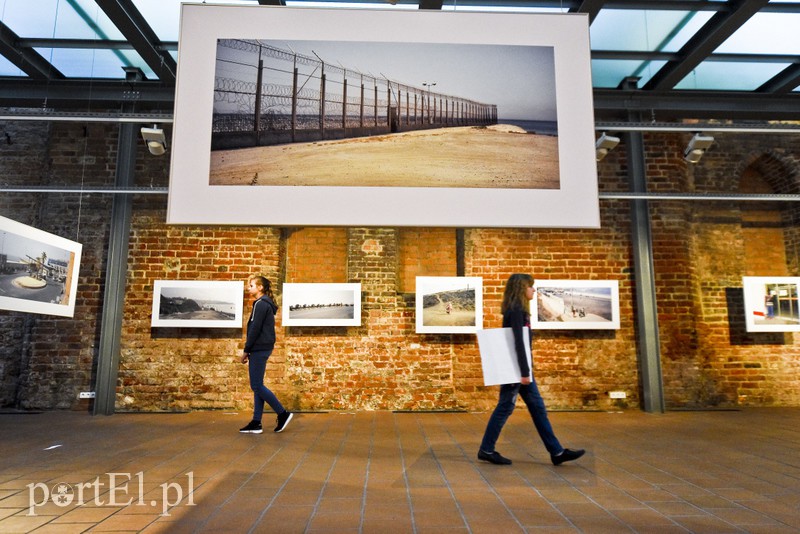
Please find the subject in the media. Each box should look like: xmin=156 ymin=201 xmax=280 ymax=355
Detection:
xmin=502 ymin=306 xmax=532 ymax=378
xmin=245 ymin=295 xmax=278 ymax=353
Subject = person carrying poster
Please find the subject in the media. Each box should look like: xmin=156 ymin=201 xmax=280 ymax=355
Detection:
xmin=478 ymin=273 xmax=585 ymax=466
xmin=239 ymin=274 xmax=293 ymax=434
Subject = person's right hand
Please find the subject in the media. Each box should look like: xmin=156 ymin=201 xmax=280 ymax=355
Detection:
xmin=521 ymin=376 xmax=532 ymax=385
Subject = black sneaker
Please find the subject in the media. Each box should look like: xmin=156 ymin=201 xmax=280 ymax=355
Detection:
xmin=274 ymin=411 xmax=293 ymax=433
xmin=551 ymin=448 xmax=585 ymax=465
xmin=477 ymin=450 xmax=512 ymax=465
xmin=239 ymin=420 xmax=263 ymax=434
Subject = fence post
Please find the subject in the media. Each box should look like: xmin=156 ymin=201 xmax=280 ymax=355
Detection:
xmin=254 ymin=57 xmax=263 ymax=134
xmin=342 ymin=74 xmax=347 ymax=129
xmin=291 ymin=66 xmax=298 ymax=142
xmin=374 ymin=84 xmax=378 ymax=127
xmin=360 ymin=82 xmax=365 ymax=128
xmin=320 ymin=73 xmax=326 ymax=136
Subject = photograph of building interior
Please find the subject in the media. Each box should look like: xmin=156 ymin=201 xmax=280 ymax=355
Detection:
xmin=1 ymin=1 xmax=799 ymax=532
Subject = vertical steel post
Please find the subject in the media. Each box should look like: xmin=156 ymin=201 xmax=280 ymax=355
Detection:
xmin=93 ymin=122 xmax=136 ymax=415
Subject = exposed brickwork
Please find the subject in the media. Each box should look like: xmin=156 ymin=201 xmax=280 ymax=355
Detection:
xmin=2 ymin=121 xmax=800 ymax=412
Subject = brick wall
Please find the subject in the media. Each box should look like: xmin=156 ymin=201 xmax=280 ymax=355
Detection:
xmin=2 ymin=120 xmax=800 ymax=412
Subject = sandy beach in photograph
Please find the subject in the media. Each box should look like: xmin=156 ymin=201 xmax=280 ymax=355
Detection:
xmin=209 ymin=124 xmax=559 ymax=189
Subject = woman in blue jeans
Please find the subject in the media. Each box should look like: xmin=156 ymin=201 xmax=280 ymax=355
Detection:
xmin=478 ymin=274 xmax=584 ymax=466
xmin=239 ymin=274 xmax=293 ymax=435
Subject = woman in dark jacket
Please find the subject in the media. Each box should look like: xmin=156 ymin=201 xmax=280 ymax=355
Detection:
xmin=478 ymin=273 xmax=584 ymax=466
xmin=239 ymin=274 xmax=293 ymax=434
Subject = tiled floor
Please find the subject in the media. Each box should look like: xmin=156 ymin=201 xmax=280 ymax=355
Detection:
xmin=1 ymin=408 xmax=799 ymax=533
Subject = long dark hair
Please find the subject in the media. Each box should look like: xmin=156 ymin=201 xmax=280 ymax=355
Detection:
xmin=248 ymin=274 xmax=274 ymax=300
xmin=501 ymin=273 xmax=534 ymax=315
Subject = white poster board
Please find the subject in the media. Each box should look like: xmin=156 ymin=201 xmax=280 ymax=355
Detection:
xmin=476 ymin=327 xmax=531 ymax=386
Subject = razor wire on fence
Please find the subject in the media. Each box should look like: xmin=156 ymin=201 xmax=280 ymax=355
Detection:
xmin=212 ymin=39 xmax=497 ymax=145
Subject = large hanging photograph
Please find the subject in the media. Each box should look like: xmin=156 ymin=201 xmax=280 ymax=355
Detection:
xmin=0 ymin=216 xmax=82 ymax=318
xmin=168 ymin=5 xmax=598 ymax=228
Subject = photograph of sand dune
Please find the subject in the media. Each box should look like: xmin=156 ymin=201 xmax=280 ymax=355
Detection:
xmin=416 ymin=276 xmax=483 ymax=334
xmin=533 ymin=280 xmax=620 ymax=330
xmin=168 ymin=5 xmax=598 ymax=227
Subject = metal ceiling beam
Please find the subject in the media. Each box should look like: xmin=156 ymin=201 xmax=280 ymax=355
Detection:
xmin=94 ymin=0 xmax=177 ymax=83
xmin=419 ymin=0 xmax=444 ymax=8
xmin=758 ymin=63 xmax=800 ymax=94
xmin=574 ymin=0 xmax=605 ymax=24
xmin=643 ymin=0 xmax=769 ymax=92
xmin=0 ymin=22 xmax=64 ymax=80
xmin=258 ymin=0 xmax=287 ymax=4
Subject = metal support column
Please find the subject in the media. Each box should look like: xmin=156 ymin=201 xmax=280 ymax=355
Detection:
xmin=93 ymin=122 xmax=136 ymax=415
xmin=623 ymin=79 xmax=665 ymax=413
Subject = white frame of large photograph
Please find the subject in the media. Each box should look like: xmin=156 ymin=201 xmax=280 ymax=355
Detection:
xmin=416 ymin=276 xmax=483 ymax=334
xmin=742 ymin=276 xmax=800 ymax=333
xmin=282 ymin=283 xmax=361 ymax=327
xmin=532 ymin=279 xmax=620 ymax=330
xmin=151 ymin=280 xmax=244 ymax=328
xmin=168 ymin=5 xmax=598 ymax=228
xmin=0 ymin=216 xmax=82 ymax=318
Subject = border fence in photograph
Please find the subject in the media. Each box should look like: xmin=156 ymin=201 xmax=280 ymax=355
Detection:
xmin=212 ymin=40 xmax=498 ymax=150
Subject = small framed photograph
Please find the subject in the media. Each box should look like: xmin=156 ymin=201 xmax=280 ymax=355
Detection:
xmin=282 ymin=283 xmax=361 ymax=327
xmin=532 ymin=280 xmax=620 ymax=330
xmin=0 ymin=216 xmax=82 ymax=317
xmin=742 ymin=276 xmax=800 ymax=332
xmin=416 ymin=276 xmax=483 ymax=334
xmin=151 ymin=280 xmax=244 ymax=328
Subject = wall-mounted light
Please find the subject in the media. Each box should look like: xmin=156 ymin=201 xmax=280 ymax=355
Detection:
xmin=595 ymin=132 xmax=620 ymax=162
xmin=141 ymin=125 xmax=166 ymax=156
xmin=684 ymin=133 xmax=714 ymax=164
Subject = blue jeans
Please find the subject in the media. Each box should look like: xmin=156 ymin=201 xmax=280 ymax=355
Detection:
xmin=248 ymin=350 xmax=285 ymax=421
xmin=479 ymin=380 xmax=563 ymax=456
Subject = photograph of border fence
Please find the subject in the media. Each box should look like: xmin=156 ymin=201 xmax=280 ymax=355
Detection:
xmin=150 ymin=280 xmax=244 ymax=329
xmin=168 ymin=6 xmax=599 ymax=228
xmin=742 ymin=276 xmax=800 ymax=332
xmin=533 ymin=280 xmax=620 ymax=330
xmin=0 ymin=216 xmax=82 ymax=318
xmin=210 ymin=39 xmax=557 ymax=190
xmin=416 ymin=276 xmax=483 ymax=334
xmin=282 ymin=283 xmax=361 ymax=327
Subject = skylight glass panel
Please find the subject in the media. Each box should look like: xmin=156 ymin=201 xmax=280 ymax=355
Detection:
xmin=32 ymin=47 xmax=148 ymax=78
xmin=132 ymin=0 xmax=182 ymax=41
xmin=0 ymin=0 xmax=123 ymax=40
xmin=591 ymin=59 xmax=666 ymax=89
xmin=675 ymin=62 xmax=790 ymax=91
xmin=0 ymin=54 xmax=24 ymax=77
xmin=590 ymin=9 xmax=713 ymax=52
xmin=714 ymin=13 xmax=800 ymax=55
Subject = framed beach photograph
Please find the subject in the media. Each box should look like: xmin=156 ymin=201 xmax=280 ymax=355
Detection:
xmin=742 ymin=276 xmax=800 ymax=332
xmin=0 ymin=216 xmax=82 ymax=318
xmin=168 ymin=5 xmax=598 ymax=228
xmin=151 ymin=280 xmax=244 ymax=328
xmin=282 ymin=283 xmax=361 ymax=327
xmin=416 ymin=276 xmax=483 ymax=334
xmin=532 ymin=280 xmax=620 ymax=330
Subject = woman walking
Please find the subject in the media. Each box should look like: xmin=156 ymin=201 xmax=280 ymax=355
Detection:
xmin=239 ymin=274 xmax=293 ymax=434
xmin=478 ymin=273 xmax=584 ymax=466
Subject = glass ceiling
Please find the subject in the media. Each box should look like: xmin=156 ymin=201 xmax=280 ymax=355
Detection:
xmin=0 ymin=0 xmax=798 ymax=93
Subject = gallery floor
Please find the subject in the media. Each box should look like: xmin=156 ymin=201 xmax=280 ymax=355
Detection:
xmin=1 ymin=407 xmax=799 ymax=533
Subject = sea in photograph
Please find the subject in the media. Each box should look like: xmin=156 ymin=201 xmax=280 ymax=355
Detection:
xmin=500 ymin=119 xmax=558 ymax=136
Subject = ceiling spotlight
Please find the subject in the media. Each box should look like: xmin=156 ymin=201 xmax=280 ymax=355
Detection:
xmin=684 ymin=133 xmax=714 ymax=164
xmin=141 ymin=125 xmax=166 ymax=156
xmin=595 ymin=132 xmax=620 ymax=162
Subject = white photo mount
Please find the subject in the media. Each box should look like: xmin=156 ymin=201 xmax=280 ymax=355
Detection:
xmin=415 ymin=276 xmax=483 ymax=334
xmin=282 ymin=283 xmax=361 ymax=327
xmin=151 ymin=280 xmax=244 ymax=328
xmin=532 ymin=279 xmax=620 ymax=330
xmin=742 ymin=276 xmax=800 ymax=332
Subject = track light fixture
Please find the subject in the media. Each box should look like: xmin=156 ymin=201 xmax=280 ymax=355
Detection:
xmin=141 ymin=125 xmax=166 ymax=156
xmin=684 ymin=133 xmax=714 ymax=164
xmin=595 ymin=132 xmax=620 ymax=162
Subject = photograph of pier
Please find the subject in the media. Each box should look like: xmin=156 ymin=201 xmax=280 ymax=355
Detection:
xmin=282 ymin=283 xmax=361 ymax=327
xmin=534 ymin=280 xmax=620 ymax=330
xmin=0 ymin=216 xmax=81 ymax=317
xmin=209 ymin=40 xmax=558 ymax=190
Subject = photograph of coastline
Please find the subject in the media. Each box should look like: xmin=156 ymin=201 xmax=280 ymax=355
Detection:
xmin=0 ymin=216 xmax=82 ymax=318
xmin=416 ymin=276 xmax=483 ymax=334
xmin=742 ymin=276 xmax=800 ymax=332
xmin=168 ymin=6 xmax=599 ymax=227
xmin=210 ymin=40 xmax=558 ymax=190
xmin=151 ymin=280 xmax=244 ymax=328
xmin=533 ymin=280 xmax=620 ymax=330
xmin=282 ymin=283 xmax=361 ymax=327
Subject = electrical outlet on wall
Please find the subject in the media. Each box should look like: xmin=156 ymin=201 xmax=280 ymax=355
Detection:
xmin=79 ymin=391 xmax=96 ymax=399
xmin=609 ymin=391 xmax=626 ymax=399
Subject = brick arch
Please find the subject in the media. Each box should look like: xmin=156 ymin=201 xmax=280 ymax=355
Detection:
xmin=735 ymin=151 xmax=800 ymax=195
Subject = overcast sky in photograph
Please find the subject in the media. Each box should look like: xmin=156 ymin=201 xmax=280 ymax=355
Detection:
xmin=260 ymin=40 xmax=557 ymax=121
